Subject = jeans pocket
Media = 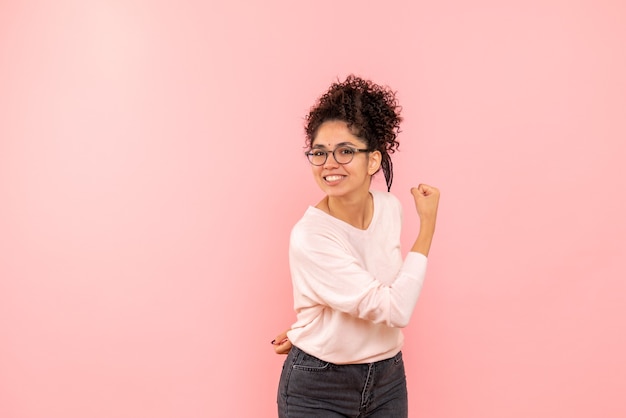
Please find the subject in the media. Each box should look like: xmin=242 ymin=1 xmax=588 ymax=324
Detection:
xmin=292 ymin=350 xmax=331 ymax=372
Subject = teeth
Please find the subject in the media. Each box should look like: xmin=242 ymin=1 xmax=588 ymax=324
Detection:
xmin=325 ymin=175 xmax=343 ymax=181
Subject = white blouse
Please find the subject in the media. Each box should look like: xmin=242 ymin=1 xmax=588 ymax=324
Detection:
xmin=286 ymin=189 xmax=428 ymax=364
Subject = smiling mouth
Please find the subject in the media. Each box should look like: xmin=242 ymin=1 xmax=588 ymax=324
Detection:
xmin=324 ymin=175 xmax=345 ymax=182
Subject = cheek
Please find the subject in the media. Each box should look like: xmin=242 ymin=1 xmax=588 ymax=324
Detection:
xmin=352 ymin=161 xmax=373 ymax=178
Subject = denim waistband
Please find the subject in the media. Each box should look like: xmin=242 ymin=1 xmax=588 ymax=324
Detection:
xmin=291 ymin=345 xmax=402 ymax=366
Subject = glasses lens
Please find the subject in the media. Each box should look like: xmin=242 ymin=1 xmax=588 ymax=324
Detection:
xmin=307 ymin=150 xmax=327 ymax=166
xmin=335 ymin=146 xmax=356 ymax=164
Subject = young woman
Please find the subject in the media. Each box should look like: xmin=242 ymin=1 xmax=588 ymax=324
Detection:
xmin=273 ymin=75 xmax=439 ymax=417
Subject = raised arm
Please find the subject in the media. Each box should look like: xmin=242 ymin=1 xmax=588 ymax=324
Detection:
xmin=409 ymin=184 xmax=440 ymax=257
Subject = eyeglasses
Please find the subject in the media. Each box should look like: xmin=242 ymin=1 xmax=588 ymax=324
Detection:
xmin=305 ymin=146 xmax=370 ymax=166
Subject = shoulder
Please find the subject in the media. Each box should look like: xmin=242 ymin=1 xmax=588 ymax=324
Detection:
xmin=291 ymin=207 xmax=325 ymax=233
xmin=371 ymin=189 xmax=402 ymax=213
xmin=290 ymin=208 xmax=341 ymax=251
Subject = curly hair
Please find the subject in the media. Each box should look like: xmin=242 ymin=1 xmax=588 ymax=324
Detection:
xmin=305 ymin=75 xmax=402 ymax=191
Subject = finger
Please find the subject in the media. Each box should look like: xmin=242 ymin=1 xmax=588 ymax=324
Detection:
xmin=418 ymin=184 xmax=431 ymax=194
xmin=274 ymin=340 xmax=292 ymax=355
xmin=412 ymin=187 xmax=430 ymax=199
xmin=411 ymin=187 xmax=424 ymax=197
xmin=271 ymin=329 xmax=289 ymax=346
xmin=417 ymin=184 xmax=439 ymax=197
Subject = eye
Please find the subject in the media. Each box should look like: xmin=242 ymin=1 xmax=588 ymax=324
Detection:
xmin=338 ymin=147 xmax=355 ymax=155
xmin=310 ymin=150 xmax=327 ymax=157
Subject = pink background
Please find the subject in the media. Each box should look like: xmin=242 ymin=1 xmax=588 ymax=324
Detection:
xmin=1 ymin=1 xmax=625 ymax=417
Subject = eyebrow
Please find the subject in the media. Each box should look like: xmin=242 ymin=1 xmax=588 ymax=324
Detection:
xmin=311 ymin=141 xmax=358 ymax=149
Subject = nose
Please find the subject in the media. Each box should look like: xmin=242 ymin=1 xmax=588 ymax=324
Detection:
xmin=323 ymin=150 xmax=340 ymax=168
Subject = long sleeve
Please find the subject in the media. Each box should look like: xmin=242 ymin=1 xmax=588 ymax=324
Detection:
xmin=286 ymin=190 xmax=429 ymax=364
xmin=289 ymin=226 xmax=427 ymax=328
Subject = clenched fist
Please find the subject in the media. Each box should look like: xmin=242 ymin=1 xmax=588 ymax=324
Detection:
xmin=411 ymin=184 xmax=440 ymax=222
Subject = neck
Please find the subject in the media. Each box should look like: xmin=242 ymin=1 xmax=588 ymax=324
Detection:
xmin=326 ymin=192 xmax=373 ymax=230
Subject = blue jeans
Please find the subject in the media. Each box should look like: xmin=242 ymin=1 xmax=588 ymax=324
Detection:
xmin=277 ymin=346 xmax=408 ymax=417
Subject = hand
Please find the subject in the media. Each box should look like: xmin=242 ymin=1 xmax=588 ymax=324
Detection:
xmin=271 ymin=330 xmax=292 ymax=355
xmin=411 ymin=184 xmax=440 ymax=223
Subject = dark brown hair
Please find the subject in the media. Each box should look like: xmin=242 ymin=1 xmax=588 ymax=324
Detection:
xmin=305 ymin=75 xmax=402 ymax=191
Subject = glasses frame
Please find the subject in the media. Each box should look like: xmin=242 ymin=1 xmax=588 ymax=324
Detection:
xmin=305 ymin=146 xmax=370 ymax=166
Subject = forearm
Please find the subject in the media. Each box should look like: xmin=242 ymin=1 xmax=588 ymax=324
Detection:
xmin=410 ymin=218 xmax=436 ymax=257
xmin=409 ymin=184 xmax=440 ymax=257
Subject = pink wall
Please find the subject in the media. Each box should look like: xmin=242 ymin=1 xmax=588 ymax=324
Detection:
xmin=1 ymin=1 xmax=624 ymax=417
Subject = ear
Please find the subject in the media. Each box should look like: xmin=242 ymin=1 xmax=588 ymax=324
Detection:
xmin=367 ymin=150 xmax=382 ymax=175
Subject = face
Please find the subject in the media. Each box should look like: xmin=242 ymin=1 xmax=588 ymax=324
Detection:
xmin=309 ymin=120 xmax=381 ymax=199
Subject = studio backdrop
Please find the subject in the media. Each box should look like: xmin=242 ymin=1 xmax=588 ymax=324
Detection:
xmin=1 ymin=1 xmax=624 ymax=417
